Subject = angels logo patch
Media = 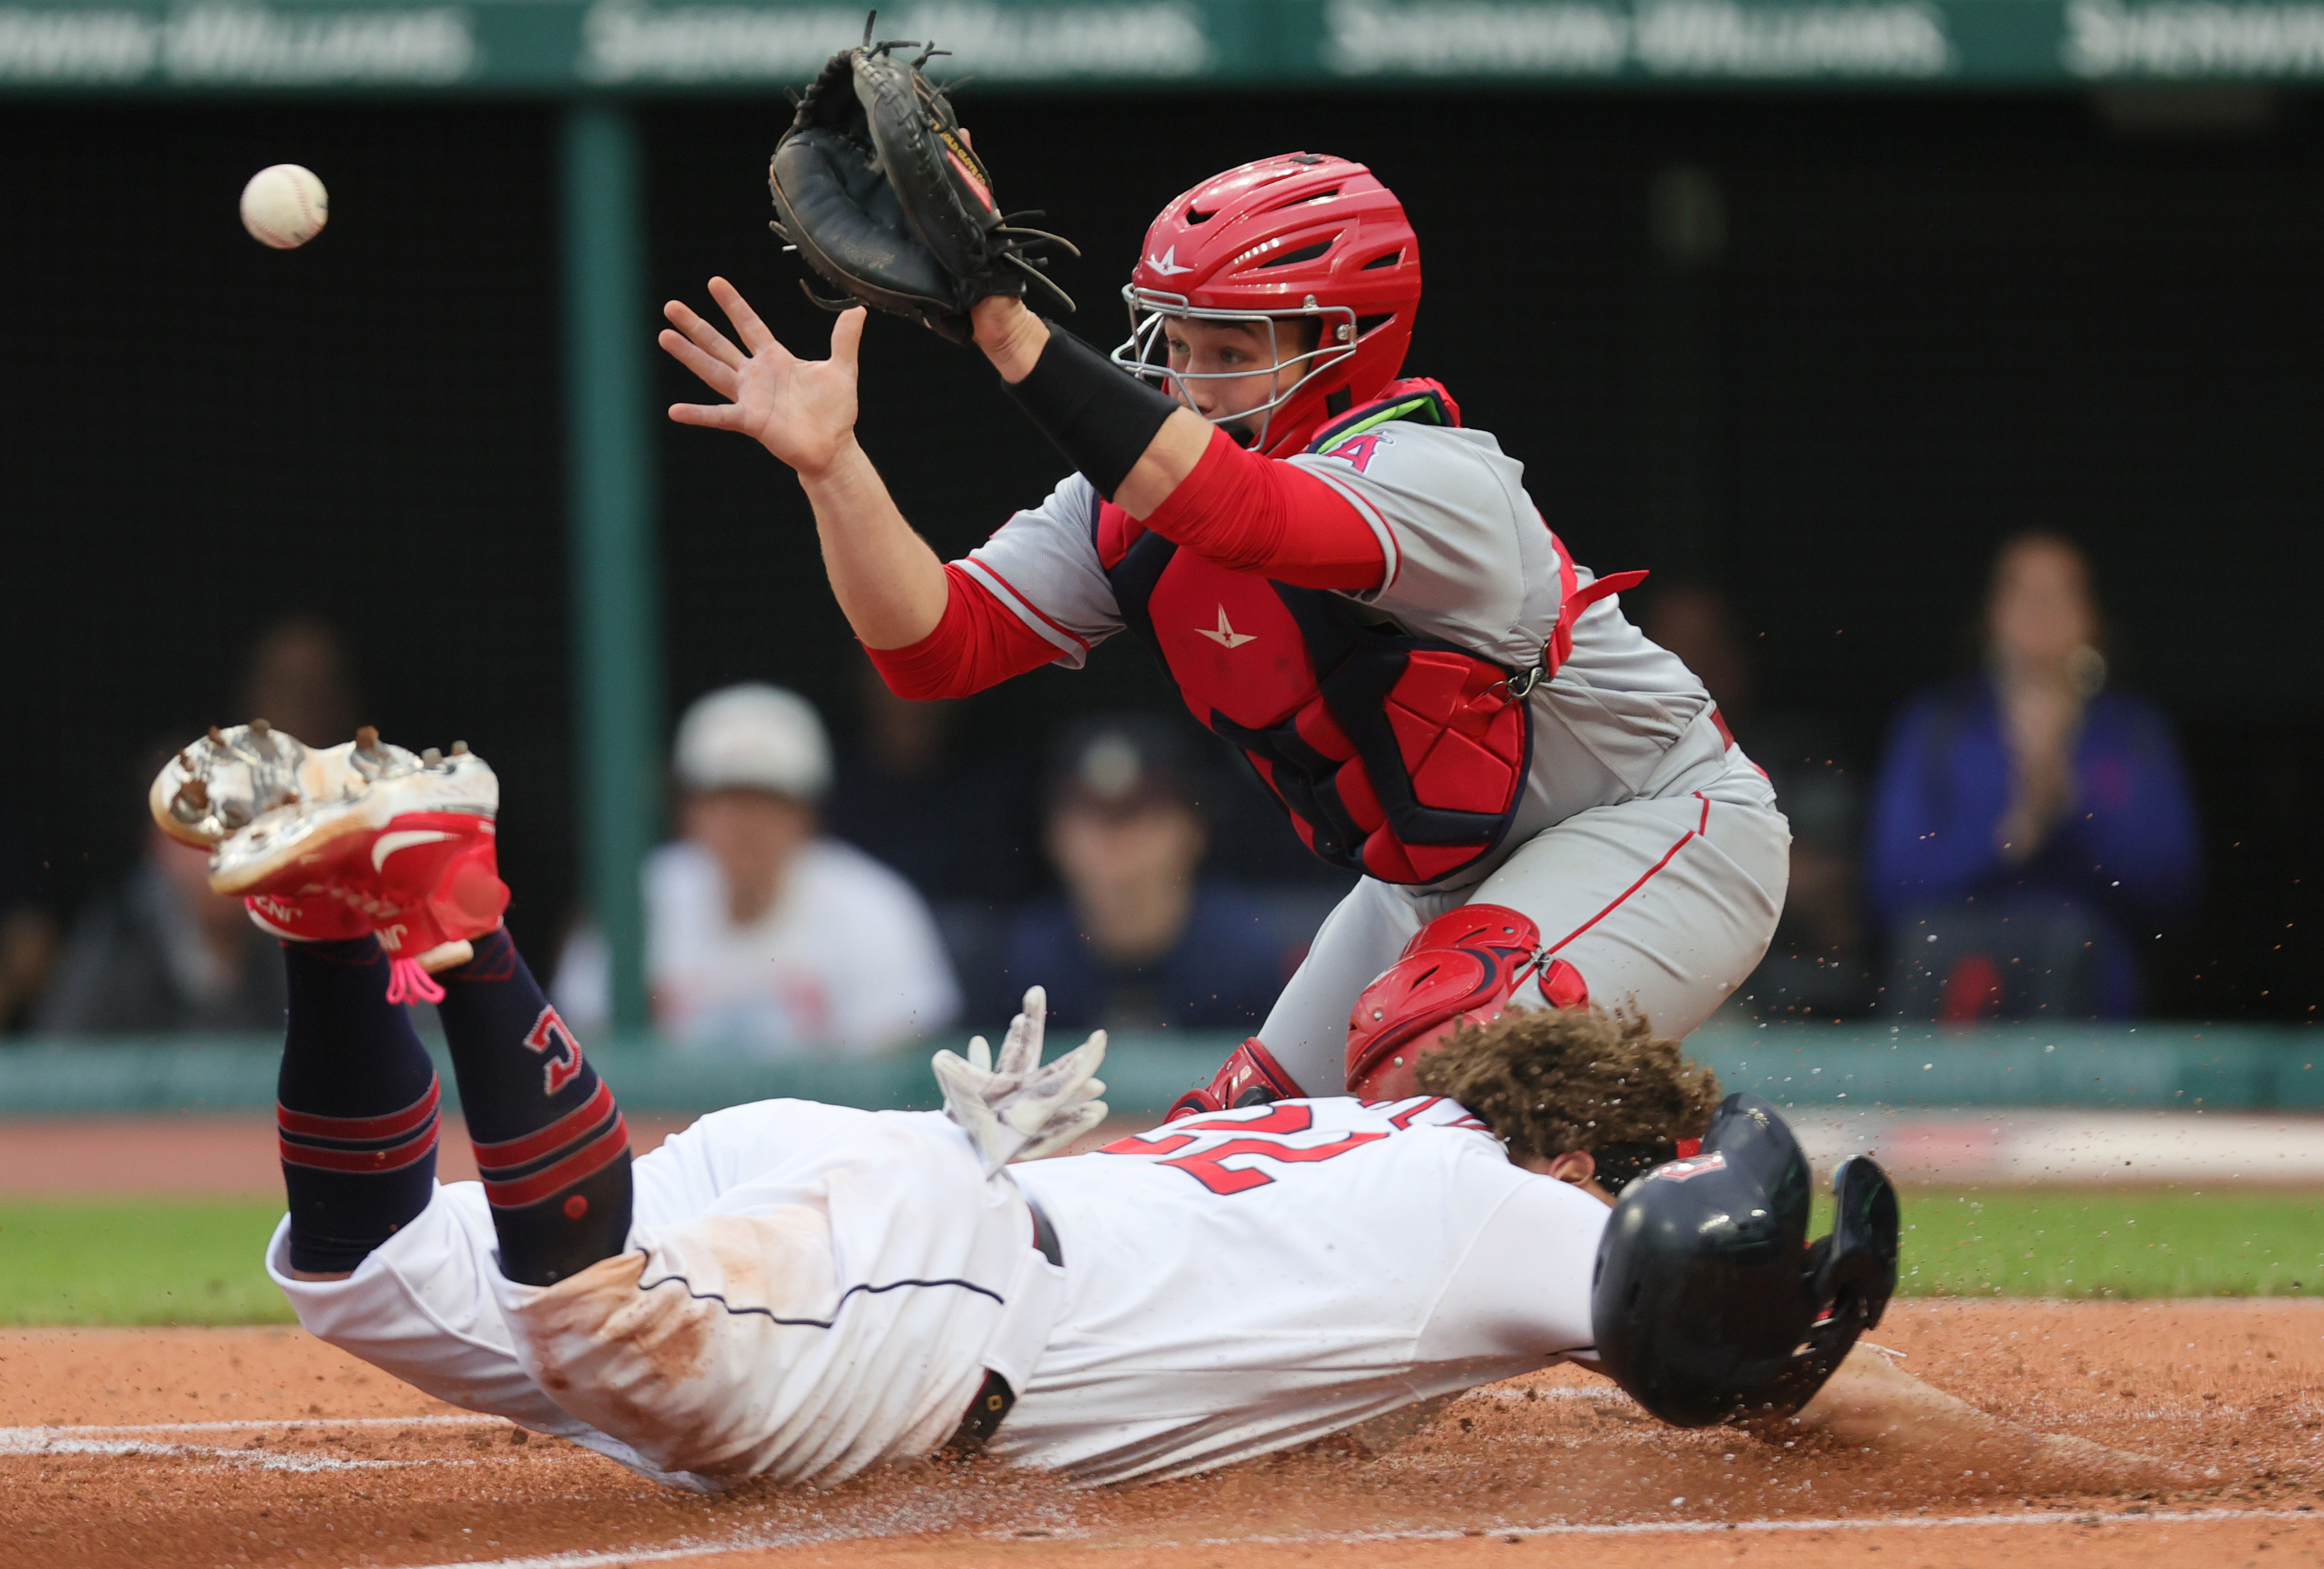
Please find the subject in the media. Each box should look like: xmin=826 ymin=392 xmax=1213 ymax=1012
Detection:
xmin=1323 ymin=432 xmax=1386 ymax=472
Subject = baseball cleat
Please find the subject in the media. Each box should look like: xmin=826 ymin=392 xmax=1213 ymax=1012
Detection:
xmin=156 ymin=725 xmax=510 ymax=1001
xmin=151 ymin=720 xmax=348 ymax=850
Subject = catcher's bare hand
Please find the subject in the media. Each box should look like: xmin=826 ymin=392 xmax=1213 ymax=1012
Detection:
xmin=661 ymin=277 xmax=864 ymax=478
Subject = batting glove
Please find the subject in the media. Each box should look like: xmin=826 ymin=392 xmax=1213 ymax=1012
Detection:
xmin=933 ymin=985 xmax=1108 ymax=1176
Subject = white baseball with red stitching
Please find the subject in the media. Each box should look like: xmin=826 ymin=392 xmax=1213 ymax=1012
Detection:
xmin=240 ymin=164 xmax=328 ymax=249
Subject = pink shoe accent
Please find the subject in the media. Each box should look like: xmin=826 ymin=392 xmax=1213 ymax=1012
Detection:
xmin=385 ymin=957 xmax=447 ymax=1006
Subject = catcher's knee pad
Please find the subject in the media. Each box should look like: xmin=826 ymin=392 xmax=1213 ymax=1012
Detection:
xmin=1165 ymin=1038 xmax=1302 ymax=1122
xmin=1344 ymin=905 xmax=1588 ymax=1101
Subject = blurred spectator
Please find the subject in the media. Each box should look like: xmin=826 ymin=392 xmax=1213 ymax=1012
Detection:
xmin=1641 ymin=583 xmax=1757 ymax=723
xmin=824 ymin=655 xmax=1041 ymax=980
xmin=1640 ymin=584 xmax=1873 ymax=1018
xmin=240 ymin=615 xmax=360 ymax=746
xmin=36 ymin=816 xmax=283 ymax=1036
xmin=0 ymin=824 xmax=57 ymax=1032
xmin=554 ymin=683 xmax=958 ymax=1054
xmin=1867 ymin=534 xmax=2199 ymax=1019
xmin=981 ymin=716 xmax=1296 ymax=1034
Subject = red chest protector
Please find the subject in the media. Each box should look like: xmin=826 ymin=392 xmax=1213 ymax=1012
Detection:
xmin=1099 ymin=381 xmax=1642 ymax=886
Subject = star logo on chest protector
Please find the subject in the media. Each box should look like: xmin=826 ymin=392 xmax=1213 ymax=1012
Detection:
xmin=1196 ymin=606 xmax=1257 ymax=650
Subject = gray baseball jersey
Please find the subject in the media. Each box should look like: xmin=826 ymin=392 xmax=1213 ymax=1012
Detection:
xmin=957 ymin=425 xmax=1733 ymax=881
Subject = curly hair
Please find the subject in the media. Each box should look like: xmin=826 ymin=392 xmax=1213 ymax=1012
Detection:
xmin=1412 ymin=1006 xmax=1722 ymax=1171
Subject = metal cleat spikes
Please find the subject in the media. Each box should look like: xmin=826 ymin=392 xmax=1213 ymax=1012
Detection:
xmin=170 ymin=777 xmax=210 ymax=825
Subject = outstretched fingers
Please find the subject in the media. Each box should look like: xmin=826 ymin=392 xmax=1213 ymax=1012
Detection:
xmin=658 ymin=327 xmax=738 ymax=398
xmin=708 ymin=275 xmax=779 ymax=356
xmin=662 ymin=298 xmax=746 ymax=369
xmin=667 ymin=399 xmax=749 ymax=431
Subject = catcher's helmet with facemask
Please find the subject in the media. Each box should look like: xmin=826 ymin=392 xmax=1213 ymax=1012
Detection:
xmin=1113 ymin=154 xmax=1422 ymax=456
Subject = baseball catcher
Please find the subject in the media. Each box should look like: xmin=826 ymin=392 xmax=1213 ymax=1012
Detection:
xmin=665 ymin=34 xmax=1788 ymax=1120
xmin=155 ymin=722 xmax=2175 ymax=1492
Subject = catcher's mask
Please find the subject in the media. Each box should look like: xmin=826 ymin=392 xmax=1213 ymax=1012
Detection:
xmin=1590 ymin=1094 xmax=1900 ymax=1429
xmin=1110 ymin=152 xmax=1421 ymax=457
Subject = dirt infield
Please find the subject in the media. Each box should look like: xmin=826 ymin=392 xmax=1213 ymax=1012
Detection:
xmin=5 ymin=1300 xmax=2319 ymax=1569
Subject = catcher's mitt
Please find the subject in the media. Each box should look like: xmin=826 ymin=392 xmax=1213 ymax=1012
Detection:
xmin=768 ymin=20 xmax=1076 ymax=344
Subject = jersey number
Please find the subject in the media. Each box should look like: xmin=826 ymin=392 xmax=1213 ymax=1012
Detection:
xmin=1099 ymin=1104 xmax=1386 ymax=1195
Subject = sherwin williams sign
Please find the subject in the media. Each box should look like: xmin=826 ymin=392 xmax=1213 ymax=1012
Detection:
xmin=2 ymin=0 xmax=2323 ymax=89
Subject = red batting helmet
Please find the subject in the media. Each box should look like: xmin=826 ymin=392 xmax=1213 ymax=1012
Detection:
xmin=1110 ymin=153 xmax=1422 ymax=457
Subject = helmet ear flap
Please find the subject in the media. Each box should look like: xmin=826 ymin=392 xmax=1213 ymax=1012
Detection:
xmin=1809 ymin=1156 xmax=1901 ymax=1334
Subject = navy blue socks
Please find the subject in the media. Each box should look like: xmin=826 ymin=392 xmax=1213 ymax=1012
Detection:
xmin=277 ymin=928 xmax=633 ymax=1286
xmin=433 ymin=929 xmax=633 ymax=1287
xmin=277 ymin=938 xmax=442 ymax=1275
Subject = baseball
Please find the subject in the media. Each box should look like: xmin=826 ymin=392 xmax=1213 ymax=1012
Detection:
xmin=240 ymin=163 xmax=328 ymax=249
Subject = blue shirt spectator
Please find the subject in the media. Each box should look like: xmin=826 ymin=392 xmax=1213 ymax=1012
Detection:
xmin=1866 ymin=536 xmax=2199 ymax=1018
xmin=978 ymin=715 xmax=1298 ymax=1033
xmin=994 ymin=882 xmax=1295 ymax=1034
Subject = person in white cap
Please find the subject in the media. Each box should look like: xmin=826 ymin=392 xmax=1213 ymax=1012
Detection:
xmin=554 ymin=683 xmax=959 ymax=1054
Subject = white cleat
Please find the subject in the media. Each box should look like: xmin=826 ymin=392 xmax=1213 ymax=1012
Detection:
xmin=151 ymin=724 xmax=498 ymax=899
xmin=150 ymin=720 xmax=347 ymax=850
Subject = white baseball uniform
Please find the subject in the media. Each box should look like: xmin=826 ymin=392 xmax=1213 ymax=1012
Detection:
xmin=958 ymin=422 xmax=1789 ymax=1090
xmin=268 ymin=1094 xmax=1607 ymax=1489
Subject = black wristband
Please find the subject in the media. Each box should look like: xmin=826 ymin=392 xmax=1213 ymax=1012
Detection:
xmin=999 ymin=325 xmax=1181 ymax=501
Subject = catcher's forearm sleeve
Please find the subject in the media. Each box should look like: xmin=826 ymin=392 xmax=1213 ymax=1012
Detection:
xmin=1142 ymin=426 xmax=1387 ymax=592
xmin=863 ymin=563 xmax=1061 ymax=700
xmin=999 ymin=324 xmax=1178 ymax=501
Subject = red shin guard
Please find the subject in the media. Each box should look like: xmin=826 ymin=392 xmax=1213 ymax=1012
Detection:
xmin=1344 ymin=904 xmax=1588 ymax=1101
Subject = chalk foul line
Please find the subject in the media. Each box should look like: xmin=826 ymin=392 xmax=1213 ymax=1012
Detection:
xmin=399 ymin=1506 xmax=2324 ymax=1569
xmin=0 ymin=1414 xmax=504 ymax=1473
xmin=9 ymin=1413 xmax=500 ymax=1436
xmin=0 ymin=1432 xmax=444 ymax=1473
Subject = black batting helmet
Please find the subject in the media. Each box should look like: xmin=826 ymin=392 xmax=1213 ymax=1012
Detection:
xmin=1589 ymin=1093 xmax=1900 ymax=1428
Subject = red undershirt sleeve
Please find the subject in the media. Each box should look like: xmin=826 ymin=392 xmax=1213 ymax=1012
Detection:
xmin=862 ymin=562 xmax=1064 ymax=701
xmin=1138 ymin=425 xmax=1387 ymax=592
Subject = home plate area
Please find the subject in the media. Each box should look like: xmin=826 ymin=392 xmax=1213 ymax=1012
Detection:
xmin=3 ymin=1301 xmax=2319 ymax=1569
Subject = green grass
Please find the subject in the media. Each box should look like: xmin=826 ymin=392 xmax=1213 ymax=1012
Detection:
xmin=0 ymin=1189 xmax=2319 ymax=1326
xmin=1821 ymin=1186 xmax=2324 ymax=1300
xmin=0 ymin=1199 xmax=295 ymax=1326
